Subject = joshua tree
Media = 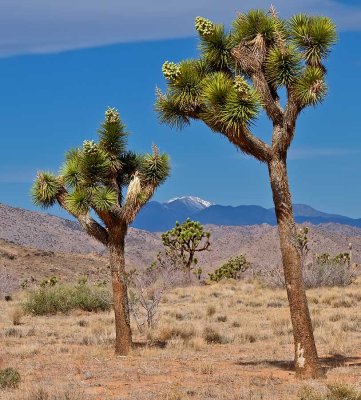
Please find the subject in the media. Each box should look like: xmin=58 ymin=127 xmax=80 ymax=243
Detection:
xmin=156 ymin=8 xmax=336 ymax=378
xmin=161 ymin=218 xmax=211 ymax=282
xmin=32 ymin=107 xmax=170 ymax=355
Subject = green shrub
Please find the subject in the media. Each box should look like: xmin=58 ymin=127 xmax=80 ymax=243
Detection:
xmin=209 ymin=255 xmax=250 ymax=282
xmin=299 ymin=383 xmax=361 ymax=400
xmin=0 ymin=367 xmax=21 ymax=389
xmin=25 ymin=387 xmax=84 ymax=400
xmin=202 ymin=326 xmax=224 ymax=344
xmin=23 ymin=281 xmax=111 ymax=315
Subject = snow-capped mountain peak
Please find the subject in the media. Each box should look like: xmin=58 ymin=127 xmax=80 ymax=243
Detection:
xmin=166 ymin=196 xmax=214 ymax=210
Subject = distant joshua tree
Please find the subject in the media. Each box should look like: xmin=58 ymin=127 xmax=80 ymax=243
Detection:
xmin=156 ymin=8 xmax=336 ymax=378
xmin=161 ymin=218 xmax=211 ymax=282
xmin=32 ymin=108 xmax=170 ymax=355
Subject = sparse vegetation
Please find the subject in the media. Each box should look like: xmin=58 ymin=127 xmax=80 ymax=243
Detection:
xmin=23 ymin=279 xmax=111 ymax=315
xmin=209 ymin=255 xmax=250 ymax=282
xmin=303 ymin=252 xmax=354 ymax=288
xmin=0 ymin=367 xmax=21 ymax=389
xmin=299 ymin=383 xmax=361 ymax=400
xmin=2 ymin=278 xmax=361 ymax=398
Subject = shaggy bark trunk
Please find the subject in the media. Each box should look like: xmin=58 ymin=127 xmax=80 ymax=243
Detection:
xmin=268 ymin=155 xmax=324 ymax=379
xmin=108 ymin=228 xmax=132 ymax=355
xmin=186 ymin=252 xmax=194 ymax=283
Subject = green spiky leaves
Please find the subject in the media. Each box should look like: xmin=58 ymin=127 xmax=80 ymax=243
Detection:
xmin=168 ymin=60 xmax=205 ymax=108
xmin=201 ymin=72 xmax=260 ymax=130
xmin=91 ymin=187 xmax=118 ymax=211
xmin=140 ymin=145 xmax=170 ymax=186
xmin=265 ymin=45 xmax=302 ymax=87
xmin=232 ymin=9 xmax=285 ymax=47
xmin=64 ymin=189 xmax=91 ymax=214
xmin=295 ymin=66 xmax=327 ymax=106
xmin=156 ymin=60 xmax=206 ymax=129
xmin=217 ymin=89 xmax=260 ymax=132
xmin=32 ymin=172 xmax=62 ymax=208
xmin=195 ymin=16 xmax=214 ymax=36
xmin=33 ymin=107 xmax=170 ymax=222
xmin=162 ymin=61 xmax=181 ymax=81
xmin=98 ymin=107 xmax=127 ymax=159
xmin=289 ymin=14 xmax=336 ymax=66
xmin=202 ymin=72 xmax=234 ymax=107
xmin=157 ymin=8 xmax=336 ymax=132
xmin=199 ymin=24 xmax=232 ymax=72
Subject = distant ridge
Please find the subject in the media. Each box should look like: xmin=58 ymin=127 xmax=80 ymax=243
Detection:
xmin=1 ymin=202 xmax=361 ymax=284
xmin=132 ymin=197 xmax=361 ymax=232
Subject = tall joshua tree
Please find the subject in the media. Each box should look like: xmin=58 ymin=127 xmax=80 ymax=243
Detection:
xmin=32 ymin=107 xmax=170 ymax=355
xmin=156 ymin=8 xmax=336 ymax=378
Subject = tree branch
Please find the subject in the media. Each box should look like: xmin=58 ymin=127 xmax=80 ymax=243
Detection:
xmin=201 ymin=116 xmax=272 ymax=163
xmin=272 ymin=88 xmax=302 ymax=154
xmin=56 ymin=188 xmax=109 ymax=246
xmin=121 ymin=174 xmax=156 ymax=225
xmin=231 ymin=44 xmax=284 ymax=125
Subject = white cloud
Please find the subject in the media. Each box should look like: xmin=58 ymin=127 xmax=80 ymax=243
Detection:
xmin=0 ymin=0 xmax=360 ymax=57
xmin=289 ymin=147 xmax=361 ymax=160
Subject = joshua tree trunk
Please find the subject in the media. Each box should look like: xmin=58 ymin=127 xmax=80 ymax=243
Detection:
xmin=186 ymin=253 xmax=194 ymax=283
xmin=268 ymin=155 xmax=324 ymax=379
xmin=108 ymin=228 xmax=132 ymax=355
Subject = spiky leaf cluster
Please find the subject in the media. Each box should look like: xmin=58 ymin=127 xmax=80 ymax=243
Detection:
xmin=32 ymin=172 xmax=62 ymax=208
xmin=33 ymin=107 xmax=170 ymax=219
xmin=288 ymin=14 xmax=337 ymax=66
xmin=201 ymin=72 xmax=261 ymax=131
xmin=295 ymin=66 xmax=327 ymax=106
xmin=231 ymin=9 xmax=286 ymax=47
xmin=157 ymin=9 xmax=336 ymax=134
xmin=198 ymin=24 xmax=232 ymax=72
xmin=139 ymin=146 xmax=170 ymax=186
xmin=265 ymin=45 xmax=302 ymax=87
xmin=98 ymin=107 xmax=127 ymax=158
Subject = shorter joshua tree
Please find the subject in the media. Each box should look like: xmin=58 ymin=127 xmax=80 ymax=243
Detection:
xmin=161 ymin=218 xmax=211 ymax=283
xmin=32 ymin=107 xmax=170 ymax=355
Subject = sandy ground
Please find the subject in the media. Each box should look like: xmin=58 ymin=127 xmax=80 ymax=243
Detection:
xmin=1 ymin=280 xmax=361 ymax=399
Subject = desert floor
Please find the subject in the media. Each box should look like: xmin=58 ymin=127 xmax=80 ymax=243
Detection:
xmin=1 ymin=279 xmax=361 ymax=399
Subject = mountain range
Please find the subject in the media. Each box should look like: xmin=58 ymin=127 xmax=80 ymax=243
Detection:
xmin=1 ymin=201 xmax=361 ymax=294
xmin=133 ymin=196 xmax=361 ymax=231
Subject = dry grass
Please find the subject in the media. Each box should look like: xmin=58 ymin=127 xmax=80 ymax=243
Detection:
xmin=1 ymin=279 xmax=361 ymax=399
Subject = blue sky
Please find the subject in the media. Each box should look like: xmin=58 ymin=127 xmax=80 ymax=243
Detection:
xmin=0 ymin=0 xmax=360 ymax=218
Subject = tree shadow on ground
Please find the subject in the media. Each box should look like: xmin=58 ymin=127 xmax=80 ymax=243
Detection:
xmin=236 ymin=354 xmax=361 ymax=372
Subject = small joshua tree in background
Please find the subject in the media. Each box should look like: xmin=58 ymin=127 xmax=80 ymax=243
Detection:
xmin=32 ymin=107 xmax=170 ymax=355
xmin=209 ymin=255 xmax=250 ymax=282
xmin=161 ymin=218 xmax=211 ymax=283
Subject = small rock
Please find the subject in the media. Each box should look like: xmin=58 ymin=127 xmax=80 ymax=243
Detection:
xmin=84 ymin=371 xmax=93 ymax=380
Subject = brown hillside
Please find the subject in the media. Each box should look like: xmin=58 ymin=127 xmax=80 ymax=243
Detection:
xmin=1 ymin=203 xmax=361 ymax=294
